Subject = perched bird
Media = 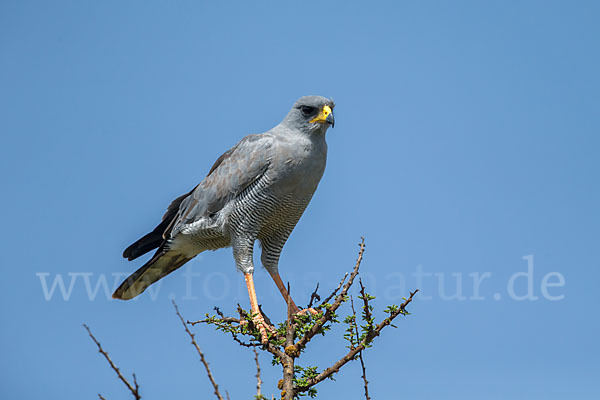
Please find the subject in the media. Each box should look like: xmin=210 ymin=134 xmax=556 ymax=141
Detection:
xmin=114 ymin=95 xmax=335 ymax=341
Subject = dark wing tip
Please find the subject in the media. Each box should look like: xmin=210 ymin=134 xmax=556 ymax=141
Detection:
xmin=122 ymin=244 xmax=140 ymax=261
xmin=122 ymin=247 xmax=133 ymax=260
xmin=122 ymin=231 xmax=164 ymax=261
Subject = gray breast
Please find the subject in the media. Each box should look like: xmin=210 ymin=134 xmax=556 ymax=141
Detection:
xmin=226 ymin=172 xmax=317 ymax=241
xmin=233 ymin=146 xmax=324 ymax=240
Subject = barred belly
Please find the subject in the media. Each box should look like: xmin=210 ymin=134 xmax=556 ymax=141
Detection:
xmin=227 ymin=175 xmax=314 ymax=243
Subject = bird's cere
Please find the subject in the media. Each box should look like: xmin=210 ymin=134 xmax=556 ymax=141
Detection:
xmin=309 ymin=105 xmax=334 ymax=125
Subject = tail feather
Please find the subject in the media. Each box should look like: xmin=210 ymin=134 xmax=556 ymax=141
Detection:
xmin=122 ymin=226 xmax=166 ymax=261
xmin=123 ymin=189 xmax=195 ymax=261
xmin=113 ymin=249 xmax=192 ymax=300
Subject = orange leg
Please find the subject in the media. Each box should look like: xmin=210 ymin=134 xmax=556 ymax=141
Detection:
xmin=268 ymin=270 xmax=300 ymax=313
xmin=267 ymin=270 xmax=318 ymax=315
xmin=244 ymin=273 xmax=273 ymax=343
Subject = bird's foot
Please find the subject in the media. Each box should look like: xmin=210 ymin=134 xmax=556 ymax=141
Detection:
xmin=295 ymin=307 xmax=320 ymax=316
xmin=241 ymin=311 xmax=274 ymax=344
xmin=253 ymin=312 xmax=274 ymax=344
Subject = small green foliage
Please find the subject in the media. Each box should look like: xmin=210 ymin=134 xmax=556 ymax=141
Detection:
xmin=358 ymin=292 xmax=376 ymax=302
xmin=343 ymin=314 xmax=358 ymax=349
xmin=358 ymin=290 xmax=376 ymax=347
xmin=384 ymin=304 xmax=399 ymax=314
xmin=384 ymin=303 xmax=410 ymax=317
xmin=294 ymin=365 xmax=320 ymax=398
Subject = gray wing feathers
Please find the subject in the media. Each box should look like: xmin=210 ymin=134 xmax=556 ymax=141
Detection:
xmin=167 ymin=134 xmax=273 ymax=237
xmin=114 ymin=134 xmax=273 ymax=300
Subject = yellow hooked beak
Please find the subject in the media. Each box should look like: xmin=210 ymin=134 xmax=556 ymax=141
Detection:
xmin=309 ymin=105 xmax=335 ymax=127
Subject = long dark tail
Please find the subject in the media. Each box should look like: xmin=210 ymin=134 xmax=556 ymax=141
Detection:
xmin=113 ymin=249 xmax=192 ymax=300
xmin=122 ymin=220 xmax=170 ymax=261
xmin=122 ymin=189 xmax=195 ymax=261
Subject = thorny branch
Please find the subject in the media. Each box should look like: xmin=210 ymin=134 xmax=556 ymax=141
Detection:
xmin=173 ymin=301 xmax=225 ymax=400
xmin=189 ymin=307 xmax=259 ymax=348
xmin=307 ymin=283 xmax=320 ymax=309
xmin=320 ymin=272 xmax=348 ymax=307
xmin=83 ymin=324 xmax=141 ymax=400
xmin=350 ymin=296 xmax=370 ymax=400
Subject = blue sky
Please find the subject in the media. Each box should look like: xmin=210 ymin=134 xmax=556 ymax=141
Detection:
xmin=1 ymin=1 xmax=599 ymax=399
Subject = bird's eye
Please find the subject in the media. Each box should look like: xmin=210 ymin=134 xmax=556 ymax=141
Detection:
xmin=300 ymin=106 xmax=315 ymax=115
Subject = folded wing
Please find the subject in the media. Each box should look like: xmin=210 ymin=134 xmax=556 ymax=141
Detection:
xmin=113 ymin=134 xmax=273 ymax=300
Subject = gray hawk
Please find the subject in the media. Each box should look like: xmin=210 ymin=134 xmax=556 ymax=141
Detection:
xmin=113 ymin=95 xmax=335 ymax=341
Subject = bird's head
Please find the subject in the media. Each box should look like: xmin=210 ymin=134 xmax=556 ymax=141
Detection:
xmin=281 ymin=95 xmax=335 ymax=134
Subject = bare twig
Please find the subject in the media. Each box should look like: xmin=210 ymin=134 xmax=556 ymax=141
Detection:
xmin=350 ymin=297 xmax=370 ymax=400
xmin=187 ymin=307 xmax=240 ymax=326
xmin=253 ymin=346 xmax=262 ymax=398
xmin=172 ymin=301 xmax=225 ymax=400
xmin=357 ymin=330 xmax=370 ymax=400
xmin=307 ymin=283 xmax=320 ymax=309
xmin=98 ymin=394 xmax=107 ymax=400
xmin=258 ymin=303 xmax=274 ymax=328
xmin=319 ymin=272 xmax=348 ymax=307
xmin=83 ymin=324 xmax=141 ymax=400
